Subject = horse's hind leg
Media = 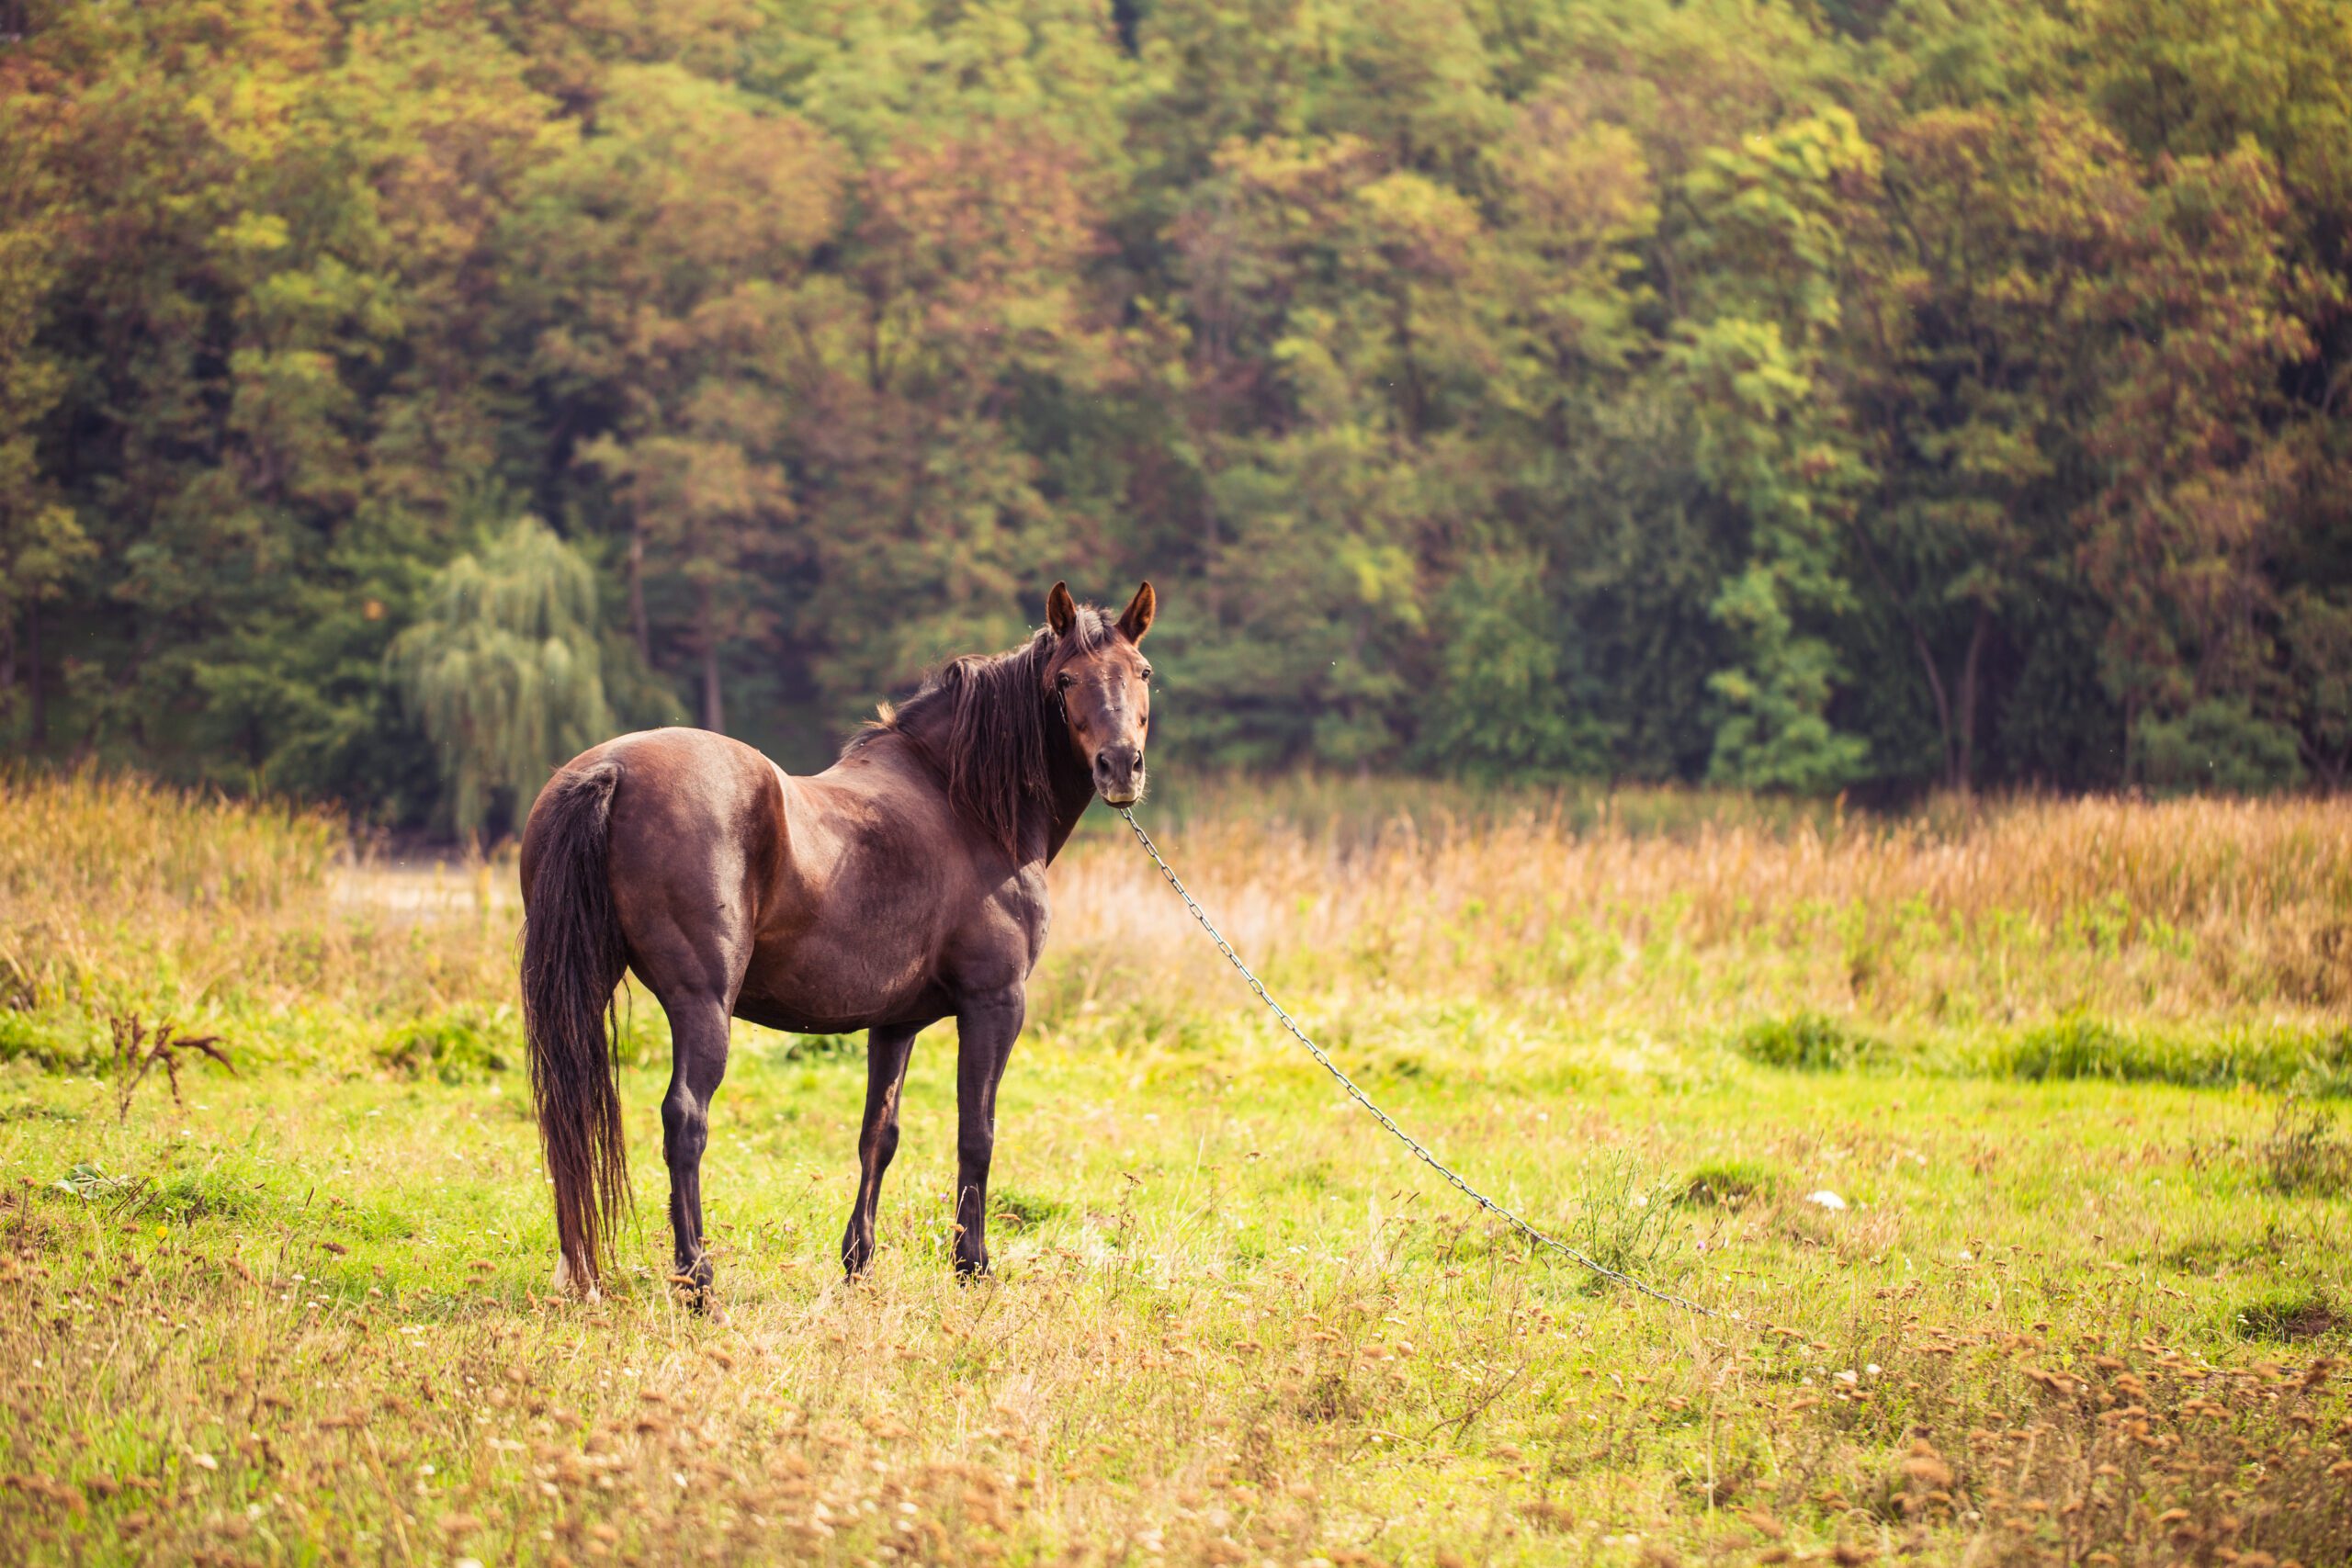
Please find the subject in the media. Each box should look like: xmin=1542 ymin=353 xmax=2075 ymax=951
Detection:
xmin=841 ymin=1021 xmax=925 ymax=1277
xmin=659 ymin=993 xmax=731 ymax=1307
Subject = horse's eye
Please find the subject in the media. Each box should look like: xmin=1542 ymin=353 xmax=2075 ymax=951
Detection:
xmin=1138 ymin=665 xmax=1153 ymax=682
xmin=1056 ymin=671 xmax=1075 ymax=690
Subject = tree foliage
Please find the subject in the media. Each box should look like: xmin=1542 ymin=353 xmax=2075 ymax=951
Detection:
xmin=2 ymin=0 xmax=2346 ymax=816
xmin=390 ymin=518 xmax=614 ymax=842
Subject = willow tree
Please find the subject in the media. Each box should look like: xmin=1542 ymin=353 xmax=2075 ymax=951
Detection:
xmin=391 ymin=519 xmax=615 ymax=843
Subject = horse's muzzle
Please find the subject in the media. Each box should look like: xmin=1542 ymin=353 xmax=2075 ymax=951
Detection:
xmin=1094 ymin=744 xmax=1145 ymax=806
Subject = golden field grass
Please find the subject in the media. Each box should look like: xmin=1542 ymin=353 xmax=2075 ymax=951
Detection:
xmin=0 ymin=771 xmax=2348 ymax=1565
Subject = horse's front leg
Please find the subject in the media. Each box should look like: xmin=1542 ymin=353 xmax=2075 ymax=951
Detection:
xmin=952 ymin=987 xmax=1024 ymax=1277
xmin=841 ymin=1021 xmax=925 ymax=1278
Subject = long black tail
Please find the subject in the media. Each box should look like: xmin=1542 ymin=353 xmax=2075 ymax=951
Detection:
xmin=520 ymin=761 xmax=630 ymax=1290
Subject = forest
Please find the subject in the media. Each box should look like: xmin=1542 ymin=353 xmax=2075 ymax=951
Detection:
xmin=2 ymin=0 xmax=2348 ymax=832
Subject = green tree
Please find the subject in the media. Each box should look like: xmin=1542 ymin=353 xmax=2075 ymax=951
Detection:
xmin=390 ymin=518 xmax=614 ymax=842
xmin=1669 ymin=108 xmax=1880 ymax=791
xmin=0 ymin=62 xmax=88 ymax=741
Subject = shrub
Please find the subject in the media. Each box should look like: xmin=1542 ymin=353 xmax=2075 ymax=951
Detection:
xmin=1735 ymin=1012 xmax=1882 ymax=1072
xmin=2229 ymin=1288 xmax=2340 ymax=1343
xmin=376 ymin=1006 xmax=519 ymax=1083
xmin=1563 ymin=1151 xmax=1686 ymax=1292
xmin=1679 ymin=1159 xmax=1778 ymax=1208
xmin=2261 ymin=1100 xmax=2352 ymax=1197
xmin=2135 ymin=698 xmax=2304 ymax=795
xmin=1989 ymin=1016 xmax=2352 ymax=1095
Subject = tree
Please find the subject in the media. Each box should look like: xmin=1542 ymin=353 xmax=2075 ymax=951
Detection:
xmin=510 ymin=62 xmax=841 ymax=735
xmin=390 ymin=518 xmax=614 ymax=842
xmin=0 ymin=55 xmax=88 ymax=742
xmin=1668 ymin=108 xmax=1880 ymax=791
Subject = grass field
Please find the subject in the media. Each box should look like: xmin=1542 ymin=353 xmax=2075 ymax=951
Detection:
xmin=2 ymin=772 xmax=2349 ymax=1565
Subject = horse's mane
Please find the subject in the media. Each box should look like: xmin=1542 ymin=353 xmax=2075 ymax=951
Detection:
xmin=849 ymin=608 xmax=1116 ymax=857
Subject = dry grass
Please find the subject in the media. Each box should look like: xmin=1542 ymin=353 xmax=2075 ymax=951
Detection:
xmin=1041 ymin=785 xmax=2352 ymax=1089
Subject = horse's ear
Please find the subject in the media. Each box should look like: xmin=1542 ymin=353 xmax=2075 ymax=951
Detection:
xmin=1046 ymin=581 xmax=1078 ymax=637
xmin=1115 ymin=581 xmax=1155 ymax=644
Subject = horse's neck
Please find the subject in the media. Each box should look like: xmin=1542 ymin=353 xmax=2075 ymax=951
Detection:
xmin=890 ymin=692 xmax=1092 ymax=869
xmin=1037 ymin=750 xmax=1096 ymax=866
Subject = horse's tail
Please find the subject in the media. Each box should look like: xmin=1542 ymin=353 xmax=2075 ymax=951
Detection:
xmin=520 ymin=760 xmax=631 ymax=1292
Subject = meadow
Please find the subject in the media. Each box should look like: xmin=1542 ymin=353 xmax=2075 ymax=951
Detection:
xmin=1 ymin=771 xmax=2349 ymax=1565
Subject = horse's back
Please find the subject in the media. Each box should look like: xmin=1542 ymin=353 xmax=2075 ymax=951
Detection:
xmin=523 ymin=729 xmax=789 ymax=1001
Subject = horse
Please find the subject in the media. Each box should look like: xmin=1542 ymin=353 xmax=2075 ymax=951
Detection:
xmin=517 ymin=581 xmax=1155 ymax=1304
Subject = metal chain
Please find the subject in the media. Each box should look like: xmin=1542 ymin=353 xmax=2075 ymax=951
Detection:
xmin=1117 ymin=807 xmax=1722 ymax=1319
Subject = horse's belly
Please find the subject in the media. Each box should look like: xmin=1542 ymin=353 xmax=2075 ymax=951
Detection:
xmin=732 ymin=928 xmax=939 ymax=1034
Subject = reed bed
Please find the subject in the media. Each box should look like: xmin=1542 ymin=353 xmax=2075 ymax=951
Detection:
xmin=2 ymin=772 xmax=2346 ymax=1081
xmin=1044 ymin=788 xmax=2352 ymax=1065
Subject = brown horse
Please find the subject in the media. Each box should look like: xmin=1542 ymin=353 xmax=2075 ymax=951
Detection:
xmin=518 ymin=581 xmax=1155 ymax=1302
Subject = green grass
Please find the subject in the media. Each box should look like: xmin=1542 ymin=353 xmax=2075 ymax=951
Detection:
xmin=4 ymin=1026 xmax=2349 ymax=1563
xmin=1 ymin=773 xmax=2349 ymax=1562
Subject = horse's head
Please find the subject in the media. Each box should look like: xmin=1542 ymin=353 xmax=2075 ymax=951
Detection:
xmin=1045 ymin=580 xmax=1154 ymax=807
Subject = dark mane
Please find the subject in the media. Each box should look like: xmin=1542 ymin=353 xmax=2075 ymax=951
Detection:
xmin=849 ymin=608 xmax=1117 ymax=857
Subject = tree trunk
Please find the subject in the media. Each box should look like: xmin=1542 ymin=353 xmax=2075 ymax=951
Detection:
xmin=628 ymin=526 xmax=651 ymax=665
xmin=1955 ymin=604 xmax=1990 ymax=794
xmin=1905 ymin=620 xmax=1955 ymax=789
xmin=696 ymin=582 xmax=724 ymax=734
xmin=25 ymin=601 xmax=42 ymax=748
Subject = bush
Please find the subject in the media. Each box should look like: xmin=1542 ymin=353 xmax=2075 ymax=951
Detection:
xmin=376 ymin=1006 xmax=519 ymax=1083
xmin=1679 ymin=1159 xmax=1779 ymax=1208
xmin=2135 ymin=698 xmax=2304 ymax=795
xmin=1734 ymin=1012 xmax=1882 ymax=1072
xmin=2228 ymin=1288 xmax=2340 ymax=1343
xmin=2261 ymin=1100 xmax=2352 ymax=1197
xmin=1989 ymin=1016 xmax=2352 ymax=1096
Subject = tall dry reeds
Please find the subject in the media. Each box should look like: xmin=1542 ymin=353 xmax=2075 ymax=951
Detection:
xmin=1041 ymin=788 xmax=2352 ymax=1045
xmin=2 ymin=771 xmax=2345 ymax=1071
xmin=0 ymin=771 xmax=499 ymax=1061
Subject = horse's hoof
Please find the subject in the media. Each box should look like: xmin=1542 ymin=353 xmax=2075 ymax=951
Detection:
xmin=669 ymin=1266 xmax=718 ymax=1315
xmin=552 ymin=1254 xmax=603 ymax=1303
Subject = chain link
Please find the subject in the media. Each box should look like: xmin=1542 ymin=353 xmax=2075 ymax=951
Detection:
xmin=1117 ymin=807 xmax=1724 ymax=1319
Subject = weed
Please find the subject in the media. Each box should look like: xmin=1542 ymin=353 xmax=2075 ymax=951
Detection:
xmin=108 ymin=1013 xmax=233 ymax=1119
xmin=2229 ymin=1288 xmax=2341 ymax=1342
xmin=1562 ymin=1151 xmax=1686 ymax=1292
xmin=52 ymin=1161 xmax=137 ymax=1201
xmin=2260 ymin=1100 xmax=2352 ymax=1196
